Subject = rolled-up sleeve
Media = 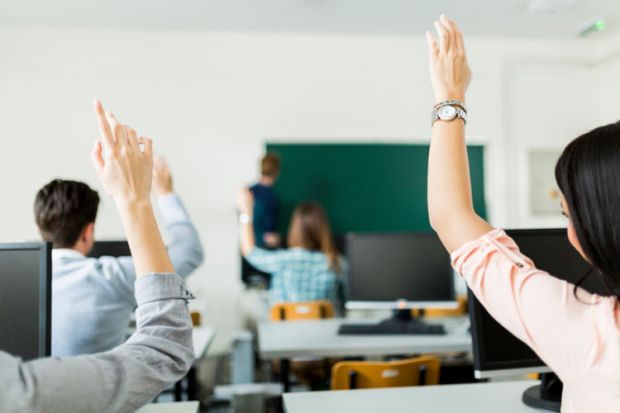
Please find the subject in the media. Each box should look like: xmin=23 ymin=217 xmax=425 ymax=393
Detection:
xmin=452 ymin=229 xmax=613 ymax=382
xmin=0 ymin=273 xmax=195 ymax=413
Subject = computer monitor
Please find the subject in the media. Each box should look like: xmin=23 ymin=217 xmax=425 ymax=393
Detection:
xmin=88 ymin=240 xmax=131 ymax=258
xmin=468 ymin=228 xmax=608 ymax=411
xmin=0 ymin=242 xmax=52 ymax=360
xmin=345 ymin=232 xmax=456 ymax=310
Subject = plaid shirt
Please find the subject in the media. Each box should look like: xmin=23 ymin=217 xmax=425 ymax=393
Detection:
xmin=246 ymin=248 xmax=345 ymax=304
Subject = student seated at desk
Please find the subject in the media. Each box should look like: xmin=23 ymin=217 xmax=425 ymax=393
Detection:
xmin=426 ymin=16 xmax=620 ymax=412
xmin=0 ymin=101 xmax=194 ymax=413
xmin=34 ymin=156 xmax=204 ymax=357
xmin=236 ymin=190 xmax=346 ymax=307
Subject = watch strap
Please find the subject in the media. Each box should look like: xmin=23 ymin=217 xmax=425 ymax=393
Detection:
xmin=433 ymin=99 xmax=467 ymax=113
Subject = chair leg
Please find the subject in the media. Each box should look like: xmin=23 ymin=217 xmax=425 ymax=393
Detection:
xmin=281 ymin=359 xmax=291 ymax=393
xmin=187 ymin=367 xmax=197 ymax=400
xmin=174 ymin=379 xmax=183 ymax=401
xmin=348 ymin=371 xmax=358 ymax=390
xmin=419 ymin=365 xmax=428 ymax=385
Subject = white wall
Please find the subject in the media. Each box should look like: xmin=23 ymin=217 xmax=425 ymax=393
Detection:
xmin=598 ymin=39 xmax=620 ymax=125
xmin=0 ymin=27 xmax=609 ymax=351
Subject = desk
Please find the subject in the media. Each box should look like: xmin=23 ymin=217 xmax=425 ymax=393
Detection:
xmin=173 ymin=327 xmax=215 ymax=401
xmin=284 ymin=381 xmax=540 ymax=413
xmin=136 ymin=401 xmax=199 ymax=413
xmin=258 ymin=317 xmax=471 ymax=391
xmin=193 ymin=327 xmax=215 ymax=363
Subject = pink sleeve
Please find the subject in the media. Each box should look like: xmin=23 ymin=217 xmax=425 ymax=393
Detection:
xmin=451 ymin=229 xmax=614 ymax=382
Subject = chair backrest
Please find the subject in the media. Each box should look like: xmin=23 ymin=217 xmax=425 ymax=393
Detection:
xmin=270 ymin=300 xmax=335 ymax=321
xmin=411 ymin=294 xmax=468 ymax=318
xmin=331 ymin=356 xmax=440 ymax=391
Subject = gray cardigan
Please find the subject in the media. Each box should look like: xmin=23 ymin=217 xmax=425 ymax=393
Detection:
xmin=0 ymin=273 xmax=195 ymax=413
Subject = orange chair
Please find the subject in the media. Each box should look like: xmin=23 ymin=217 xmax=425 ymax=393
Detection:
xmin=270 ymin=300 xmax=335 ymax=321
xmin=412 ymin=294 xmax=468 ymax=318
xmin=331 ymin=356 xmax=440 ymax=390
xmin=190 ymin=311 xmax=202 ymax=327
xmin=270 ymin=301 xmax=336 ymax=388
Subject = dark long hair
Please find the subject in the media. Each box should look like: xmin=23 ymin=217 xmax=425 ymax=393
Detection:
xmin=555 ymin=121 xmax=620 ymax=298
xmin=287 ymin=202 xmax=341 ymax=272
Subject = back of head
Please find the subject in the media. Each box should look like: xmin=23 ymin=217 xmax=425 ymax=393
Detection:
xmin=555 ymin=121 xmax=620 ymax=297
xmin=34 ymin=179 xmax=100 ymax=248
xmin=287 ymin=202 xmax=340 ymax=272
xmin=261 ymin=153 xmax=281 ymax=180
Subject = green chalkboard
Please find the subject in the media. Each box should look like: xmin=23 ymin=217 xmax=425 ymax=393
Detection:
xmin=266 ymin=143 xmax=486 ymax=235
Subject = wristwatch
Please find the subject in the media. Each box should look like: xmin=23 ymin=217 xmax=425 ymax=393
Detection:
xmin=431 ymin=101 xmax=467 ymax=126
xmin=239 ymin=213 xmax=252 ymax=224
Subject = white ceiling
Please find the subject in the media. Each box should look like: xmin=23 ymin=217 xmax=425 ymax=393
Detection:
xmin=0 ymin=0 xmax=618 ymax=39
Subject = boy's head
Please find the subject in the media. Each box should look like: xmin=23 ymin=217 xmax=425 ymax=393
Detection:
xmin=34 ymin=179 xmax=100 ymax=251
xmin=260 ymin=153 xmax=281 ymax=182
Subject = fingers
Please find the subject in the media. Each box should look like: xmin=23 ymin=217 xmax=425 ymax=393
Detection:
xmin=435 ymin=15 xmax=462 ymax=56
xmin=93 ymin=100 xmax=116 ymax=150
xmin=433 ymin=20 xmax=450 ymax=54
xmin=125 ymin=126 xmax=138 ymax=148
xmin=104 ymin=111 xmax=126 ymax=149
xmin=425 ymin=31 xmax=438 ymax=57
xmin=90 ymin=140 xmax=104 ymax=174
xmin=154 ymin=155 xmax=167 ymax=169
xmin=139 ymin=137 xmax=153 ymax=160
xmin=450 ymin=18 xmax=466 ymax=57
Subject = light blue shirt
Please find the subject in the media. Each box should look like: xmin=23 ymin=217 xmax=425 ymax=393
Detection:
xmin=51 ymin=194 xmax=204 ymax=357
xmin=246 ymin=247 xmax=346 ymax=305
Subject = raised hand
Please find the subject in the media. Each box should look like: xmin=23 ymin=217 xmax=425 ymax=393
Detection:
xmin=90 ymin=99 xmax=174 ymax=276
xmin=236 ymin=188 xmax=254 ymax=216
xmin=91 ymin=100 xmax=153 ymax=205
xmin=425 ymin=15 xmax=472 ymax=104
xmin=152 ymin=156 xmax=174 ymax=197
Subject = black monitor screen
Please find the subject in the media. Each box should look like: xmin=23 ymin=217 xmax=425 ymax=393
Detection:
xmin=469 ymin=228 xmax=606 ymax=375
xmin=0 ymin=243 xmax=51 ymax=360
xmin=88 ymin=241 xmax=131 ymax=258
xmin=346 ymin=233 xmax=454 ymax=305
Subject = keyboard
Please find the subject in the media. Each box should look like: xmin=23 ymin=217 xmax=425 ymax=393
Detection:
xmin=338 ymin=322 xmax=446 ymax=336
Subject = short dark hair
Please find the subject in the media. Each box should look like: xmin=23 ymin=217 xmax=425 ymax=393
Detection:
xmin=261 ymin=153 xmax=281 ymax=178
xmin=34 ymin=179 xmax=100 ymax=248
xmin=555 ymin=121 xmax=620 ymax=298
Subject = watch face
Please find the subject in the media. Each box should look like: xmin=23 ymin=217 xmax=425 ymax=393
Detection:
xmin=438 ymin=105 xmax=457 ymax=120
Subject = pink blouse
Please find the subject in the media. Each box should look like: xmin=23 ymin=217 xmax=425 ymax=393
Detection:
xmin=451 ymin=229 xmax=620 ymax=412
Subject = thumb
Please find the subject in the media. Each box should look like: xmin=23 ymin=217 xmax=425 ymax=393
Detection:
xmin=91 ymin=140 xmax=105 ymax=174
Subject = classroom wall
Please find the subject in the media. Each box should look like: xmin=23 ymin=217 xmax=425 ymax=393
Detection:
xmin=598 ymin=36 xmax=620 ymax=125
xmin=0 ymin=26 xmax=611 ymax=351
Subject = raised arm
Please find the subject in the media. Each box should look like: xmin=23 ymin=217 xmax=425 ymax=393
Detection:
xmin=236 ymin=187 xmax=256 ymax=256
xmin=0 ymin=101 xmax=194 ymax=413
xmin=91 ymin=101 xmax=175 ymax=276
xmin=152 ymin=156 xmax=205 ymax=278
xmin=426 ymin=15 xmax=492 ymax=252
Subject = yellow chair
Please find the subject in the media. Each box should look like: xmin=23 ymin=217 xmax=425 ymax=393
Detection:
xmin=270 ymin=300 xmax=335 ymax=321
xmin=412 ymin=294 xmax=468 ymax=318
xmin=331 ymin=356 xmax=441 ymax=390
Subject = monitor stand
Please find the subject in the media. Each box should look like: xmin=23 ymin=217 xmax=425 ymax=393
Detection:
xmin=521 ymin=373 xmax=562 ymax=412
xmin=338 ymin=309 xmax=445 ymax=335
xmin=379 ymin=308 xmax=442 ymax=330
